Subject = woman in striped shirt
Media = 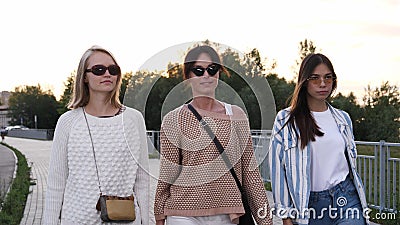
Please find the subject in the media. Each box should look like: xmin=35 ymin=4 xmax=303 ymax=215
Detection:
xmin=268 ymin=53 xmax=369 ymax=225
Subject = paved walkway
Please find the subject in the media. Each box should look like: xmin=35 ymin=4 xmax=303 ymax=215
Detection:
xmin=2 ymin=137 xmax=282 ymax=225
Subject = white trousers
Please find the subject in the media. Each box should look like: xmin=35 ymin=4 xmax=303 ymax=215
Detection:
xmin=166 ymin=214 xmax=236 ymax=225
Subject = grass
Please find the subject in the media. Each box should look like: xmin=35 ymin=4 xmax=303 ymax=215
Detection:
xmin=0 ymin=143 xmax=31 ymax=225
xmin=357 ymin=145 xmax=400 ymax=158
xmin=148 ymin=152 xmax=160 ymax=159
xmin=0 ymin=178 xmax=8 ymax=204
xmin=264 ymin=182 xmax=272 ymax=191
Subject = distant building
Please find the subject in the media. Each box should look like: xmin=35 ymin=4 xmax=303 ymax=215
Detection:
xmin=0 ymin=91 xmax=11 ymax=127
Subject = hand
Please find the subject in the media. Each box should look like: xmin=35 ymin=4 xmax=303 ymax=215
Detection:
xmin=282 ymin=218 xmax=293 ymax=225
xmin=156 ymin=219 xmax=165 ymax=225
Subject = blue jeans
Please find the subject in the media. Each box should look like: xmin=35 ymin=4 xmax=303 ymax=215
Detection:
xmin=308 ymin=175 xmax=366 ymax=225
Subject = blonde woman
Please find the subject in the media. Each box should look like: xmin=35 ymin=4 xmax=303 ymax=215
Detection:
xmin=43 ymin=46 xmax=151 ymax=225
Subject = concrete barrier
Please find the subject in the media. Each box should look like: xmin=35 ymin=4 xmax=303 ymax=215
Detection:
xmin=7 ymin=129 xmax=54 ymax=140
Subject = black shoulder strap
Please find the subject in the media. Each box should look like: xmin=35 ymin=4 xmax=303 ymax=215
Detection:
xmin=187 ymin=104 xmax=244 ymax=193
xmin=344 ymin=149 xmax=354 ymax=180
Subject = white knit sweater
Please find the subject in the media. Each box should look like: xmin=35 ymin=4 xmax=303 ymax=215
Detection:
xmin=43 ymin=107 xmax=150 ymax=225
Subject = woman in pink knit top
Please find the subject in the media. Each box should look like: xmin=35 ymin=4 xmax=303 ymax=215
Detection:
xmin=154 ymin=45 xmax=272 ymax=225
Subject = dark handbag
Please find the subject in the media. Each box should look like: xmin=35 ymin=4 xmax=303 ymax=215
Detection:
xmin=83 ymin=109 xmax=136 ymax=222
xmin=187 ymin=104 xmax=256 ymax=225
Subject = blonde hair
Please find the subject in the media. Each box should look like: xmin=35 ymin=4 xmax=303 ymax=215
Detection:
xmin=68 ymin=45 xmax=122 ymax=109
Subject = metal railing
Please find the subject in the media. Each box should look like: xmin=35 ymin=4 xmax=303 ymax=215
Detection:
xmin=251 ymin=130 xmax=272 ymax=183
xmin=248 ymin=132 xmax=400 ymax=213
xmin=356 ymin=141 xmax=400 ymax=213
xmin=146 ymin=130 xmax=400 ymax=213
xmin=146 ymin=130 xmax=160 ymax=155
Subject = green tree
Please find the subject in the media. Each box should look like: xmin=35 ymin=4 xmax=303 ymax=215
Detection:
xmin=145 ymin=74 xmax=184 ymax=130
xmin=244 ymin=48 xmax=294 ymax=113
xmin=58 ymin=72 xmax=75 ymax=114
xmin=120 ymin=71 xmax=133 ymax=103
xmin=8 ymin=85 xmax=59 ymax=129
xmin=330 ymin=92 xmax=364 ymax=140
xmin=221 ymin=47 xmax=278 ymax=129
xmin=293 ymin=39 xmax=320 ymax=77
xmin=221 ymin=48 xmax=265 ymax=129
xmin=297 ymin=39 xmax=317 ymax=62
xmin=266 ymin=74 xmax=295 ymax=111
xmin=360 ymin=82 xmax=400 ymax=142
xmin=122 ymin=70 xmax=172 ymax=130
xmin=124 ymin=45 xmax=279 ymax=130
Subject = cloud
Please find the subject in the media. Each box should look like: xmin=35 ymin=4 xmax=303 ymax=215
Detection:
xmin=355 ymin=23 xmax=400 ymax=37
xmin=385 ymin=0 xmax=400 ymax=7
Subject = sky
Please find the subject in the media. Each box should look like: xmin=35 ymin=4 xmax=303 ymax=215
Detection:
xmin=0 ymin=0 xmax=399 ymax=103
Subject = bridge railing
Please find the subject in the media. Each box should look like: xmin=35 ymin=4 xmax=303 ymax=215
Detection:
xmin=356 ymin=141 xmax=400 ymax=213
xmin=147 ymin=130 xmax=400 ymax=213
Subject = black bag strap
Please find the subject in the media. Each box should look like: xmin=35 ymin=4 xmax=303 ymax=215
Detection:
xmin=187 ymin=104 xmax=245 ymax=193
xmin=82 ymin=108 xmax=103 ymax=195
xmin=82 ymin=107 xmax=136 ymax=196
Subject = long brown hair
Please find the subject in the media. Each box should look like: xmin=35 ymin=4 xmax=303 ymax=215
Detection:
xmin=286 ymin=53 xmax=337 ymax=149
xmin=68 ymin=45 xmax=122 ymax=109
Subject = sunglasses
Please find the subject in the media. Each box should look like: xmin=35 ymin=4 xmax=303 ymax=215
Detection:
xmin=85 ymin=64 xmax=121 ymax=76
xmin=190 ymin=64 xmax=220 ymax=77
xmin=307 ymin=74 xmax=336 ymax=85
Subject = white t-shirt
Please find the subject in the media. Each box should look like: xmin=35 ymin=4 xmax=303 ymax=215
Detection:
xmin=224 ymin=102 xmax=233 ymax=115
xmin=310 ymin=109 xmax=349 ymax=191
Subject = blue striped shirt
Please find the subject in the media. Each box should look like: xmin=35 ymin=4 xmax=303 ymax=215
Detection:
xmin=268 ymin=104 xmax=369 ymax=225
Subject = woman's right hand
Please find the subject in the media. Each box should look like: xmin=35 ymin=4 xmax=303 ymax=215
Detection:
xmin=282 ymin=218 xmax=293 ymax=225
xmin=156 ymin=219 xmax=165 ymax=225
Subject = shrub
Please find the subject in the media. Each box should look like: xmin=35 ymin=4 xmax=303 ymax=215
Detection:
xmin=0 ymin=143 xmax=31 ymax=225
